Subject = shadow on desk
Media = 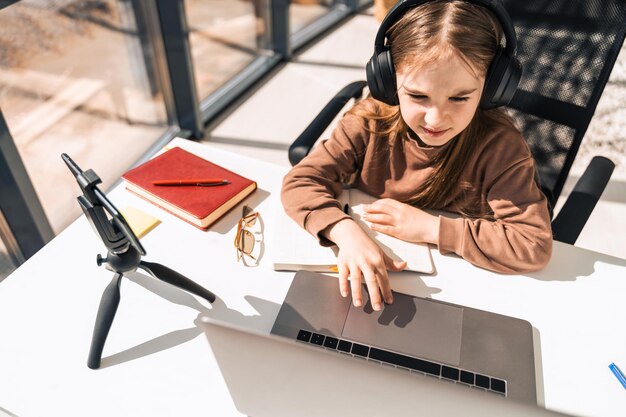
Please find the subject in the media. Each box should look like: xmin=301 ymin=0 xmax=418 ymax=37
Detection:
xmin=388 ymin=271 xmax=442 ymax=298
xmin=0 ymin=406 xmax=19 ymax=417
xmin=525 ymin=243 xmax=626 ymax=282
xmin=99 ymin=270 xmax=279 ymax=368
xmin=209 ymin=188 xmax=271 ymax=236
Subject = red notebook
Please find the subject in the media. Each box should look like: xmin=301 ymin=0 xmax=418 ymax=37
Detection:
xmin=122 ymin=146 xmax=257 ymax=230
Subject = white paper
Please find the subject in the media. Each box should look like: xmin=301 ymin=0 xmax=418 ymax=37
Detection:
xmin=271 ymin=189 xmax=433 ymax=274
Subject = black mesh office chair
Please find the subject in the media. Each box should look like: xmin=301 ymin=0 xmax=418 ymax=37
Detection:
xmin=288 ymin=0 xmax=626 ymax=245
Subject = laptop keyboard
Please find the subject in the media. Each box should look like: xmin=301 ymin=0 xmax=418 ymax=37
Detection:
xmin=296 ymin=329 xmax=507 ymax=396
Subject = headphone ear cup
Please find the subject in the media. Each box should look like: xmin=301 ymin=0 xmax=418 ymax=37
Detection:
xmin=366 ymin=54 xmax=385 ymax=102
xmin=366 ymin=48 xmax=399 ymax=106
xmin=480 ymin=47 xmax=522 ymax=109
xmin=378 ymin=49 xmax=399 ymax=105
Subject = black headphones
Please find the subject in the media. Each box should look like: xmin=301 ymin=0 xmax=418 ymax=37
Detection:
xmin=366 ymin=0 xmax=522 ymax=109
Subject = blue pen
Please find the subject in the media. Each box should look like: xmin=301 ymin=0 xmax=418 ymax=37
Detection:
xmin=609 ymin=362 xmax=626 ymax=390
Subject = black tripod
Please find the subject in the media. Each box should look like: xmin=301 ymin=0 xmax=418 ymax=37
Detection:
xmin=63 ymin=153 xmax=216 ymax=369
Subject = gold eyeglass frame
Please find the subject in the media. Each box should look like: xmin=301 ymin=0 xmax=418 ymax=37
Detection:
xmin=234 ymin=205 xmax=259 ymax=262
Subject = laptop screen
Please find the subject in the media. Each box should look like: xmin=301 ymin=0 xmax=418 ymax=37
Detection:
xmin=200 ymin=317 xmax=566 ymax=417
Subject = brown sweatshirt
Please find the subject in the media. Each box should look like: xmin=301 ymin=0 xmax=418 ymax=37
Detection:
xmin=281 ymin=106 xmax=553 ymax=274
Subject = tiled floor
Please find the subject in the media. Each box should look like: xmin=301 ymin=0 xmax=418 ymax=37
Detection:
xmin=205 ymin=12 xmax=377 ymax=167
xmin=204 ymin=9 xmax=626 ymax=260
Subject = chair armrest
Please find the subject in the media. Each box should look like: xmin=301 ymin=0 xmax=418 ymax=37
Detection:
xmin=551 ymin=156 xmax=615 ymax=245
xmin=288 ymin=81 xmax=368 ymax=166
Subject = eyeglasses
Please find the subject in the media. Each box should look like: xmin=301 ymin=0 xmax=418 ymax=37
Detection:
xmin=234 ymin=205 xmax=259 ymax=263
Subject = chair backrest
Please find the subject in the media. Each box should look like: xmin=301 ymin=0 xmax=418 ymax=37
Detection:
xmin=289 ymin=0 xmax=626 ymax=209
xmin=503 ymin=0 xmax=626 ymax=206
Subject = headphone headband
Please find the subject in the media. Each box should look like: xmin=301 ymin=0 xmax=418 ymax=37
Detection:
xmin=374 ymin=0 xmax=517 ymax=56
xmin=367 ymin=0 xmax=522 ymax=108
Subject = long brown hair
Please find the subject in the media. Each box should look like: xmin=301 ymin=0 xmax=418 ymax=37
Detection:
xmin=349 ymin=1 xmax=514 ymax=214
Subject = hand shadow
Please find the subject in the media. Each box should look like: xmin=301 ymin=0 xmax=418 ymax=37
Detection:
xmin=362 ymin=289 xmax=417 ymax=328
xmin=361 ymin=275 xmax=442 ymax=328
xmin=388 ymin=271 xmax=442 ymax=299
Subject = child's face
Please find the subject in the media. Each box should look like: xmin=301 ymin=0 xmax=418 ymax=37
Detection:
xmin=396 ymin=54 xmax=485 ymax=147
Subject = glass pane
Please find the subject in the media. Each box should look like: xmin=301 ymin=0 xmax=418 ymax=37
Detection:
xmin=0 ymin=1 xmax=169 ymax=234
xmin=0 ymin=252 xmax=15 ymax=282
xmin=0 ymin=240 xmax=17 ymax=282
xmin=185 ymin=0 xmax=271 ymax=100
xmin=373 ymin=0 xmax=394 ymax=21
xmin=290 ymin=0 xmax=334 ymax=34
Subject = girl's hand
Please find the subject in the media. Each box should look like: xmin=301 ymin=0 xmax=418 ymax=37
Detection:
xmin=325 ymin=219 xmax=406 ymax=311
xmin=362 ymin=198 xmax=439 ymax=245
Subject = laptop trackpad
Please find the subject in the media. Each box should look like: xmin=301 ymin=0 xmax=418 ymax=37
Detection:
xmin=341 ymin=291 xmax=463 ymax=366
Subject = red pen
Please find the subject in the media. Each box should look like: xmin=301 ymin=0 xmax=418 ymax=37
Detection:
xmin=152 ymin=178 xmax=230 ymax=186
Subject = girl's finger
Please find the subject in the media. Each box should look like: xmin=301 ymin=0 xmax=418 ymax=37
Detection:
xmin=362 ymin=212 xmax=393 ymax=225
xmin=349 ymin=268 xmax=363 ymax=307
xmin=384 ymin=254 xmax=407 ymax=273
xmin=337 ymin=264 xmax=350 ymax=297
xmin=369 ymin=223 xmax=395 ymax=236
xmin=363 ymin=270 xmax=383 ymax=311
xmin=364 ymin=202 xmax=391 ymax=214
xmin=376 ymin=267 xmax=394 ymax=305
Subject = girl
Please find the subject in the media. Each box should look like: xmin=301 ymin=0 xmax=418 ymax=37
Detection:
xmin=281 ymin=0 xmax=553 ymax=312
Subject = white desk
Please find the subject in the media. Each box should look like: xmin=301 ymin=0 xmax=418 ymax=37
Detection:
xmin=1 ymin=138 xmax=625 ymax=417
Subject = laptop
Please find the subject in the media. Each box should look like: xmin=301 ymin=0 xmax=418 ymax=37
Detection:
xmin=199 ymin=317 xmax=566 ymax=417
xmin=270 ymin=270 xmax=538 ymax=404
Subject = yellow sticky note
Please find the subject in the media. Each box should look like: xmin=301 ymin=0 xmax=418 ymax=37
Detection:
xmin=121 ymin=206 xmax=161 ymax=239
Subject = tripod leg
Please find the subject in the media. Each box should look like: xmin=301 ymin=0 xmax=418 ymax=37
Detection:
xmin=139 ymin=261 xmax=216 ymax=303
xmin=87 ymin=273 xmax=122 ymax=369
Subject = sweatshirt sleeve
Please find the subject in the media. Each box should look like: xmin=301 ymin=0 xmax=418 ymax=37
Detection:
xmin=280 ymin=113 xmax=367 ymax=246
xmin=437 ymin=154 xmax=553 ymax=274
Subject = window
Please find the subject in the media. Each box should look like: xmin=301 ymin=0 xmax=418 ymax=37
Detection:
xmin=0 ymin=1 xmax=170 ymax=233
xmin=290 ymin=0 xmax=335 ymax=34
xmin=185 ymin=0 xmax=272 ymax=101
